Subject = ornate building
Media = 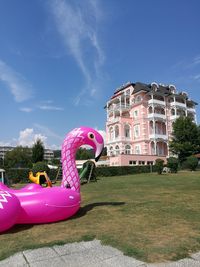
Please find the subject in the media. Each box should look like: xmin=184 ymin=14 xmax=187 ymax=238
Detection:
xmin=105 ymin=82 xmax=197 ymax=166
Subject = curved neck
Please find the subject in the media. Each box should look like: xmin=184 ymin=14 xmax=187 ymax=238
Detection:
xmin=61 ymin=129 xmax=84 ymax=192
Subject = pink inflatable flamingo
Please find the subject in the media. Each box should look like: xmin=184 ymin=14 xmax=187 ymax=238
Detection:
xmin=0 ymin=127 xmax=104 ymax=233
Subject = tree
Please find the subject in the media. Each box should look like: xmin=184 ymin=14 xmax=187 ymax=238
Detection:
xmin=32 ymin=139 xmax=44 ymax=163
xmin=4 ymin=146 xmax=32 ymax=169
xmin=76 ymin=148 xmax=94 ymax=160
xmin=155 ymin=159 xmax=164 ymax=174
xmin=185 ymin=156 xmax=198 ymax=171
xmin=167 ymin=157 xmax=179 ymax=173
xmin=169 ymin=116 xmax=200 ymax=163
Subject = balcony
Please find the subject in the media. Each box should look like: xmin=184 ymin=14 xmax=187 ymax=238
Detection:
xmin=187 ymin=107 xmax=196 ymax=113
xmin=148 ymin=113 xmax=166 ymax=120
xmin=107 ymin=136 xmax=132 ymax=144
xmin=107 ymin=117 xmax=120 ymax=125
xmin=108 ymin=104 xmax=130 ymax=112
xmin=170 ymin=115 xmax=179 ymax=121
xmin=148 ymin=99 xmax=165 ymax=106
xmin=170 ymin=101 xmax=186 ymax=108
xmin=149 ymin=133 xmax=168 ymax=140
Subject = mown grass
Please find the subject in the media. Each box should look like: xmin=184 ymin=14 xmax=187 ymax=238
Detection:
xmin=1 ymin=171 xmax=200 ymax=263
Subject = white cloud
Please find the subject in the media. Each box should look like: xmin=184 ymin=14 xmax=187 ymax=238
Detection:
xmin=39 ymin=105 xmax=64 ymax=111
xmin=49 ymin=0 xmax=105 ymax=105
xmin=19 ymin=107 xmax=33 ymax=113
xmin=17 ymin=128 xmax=47 ymax=147
xmin=0 ymin=59 xmax=33 ymax=102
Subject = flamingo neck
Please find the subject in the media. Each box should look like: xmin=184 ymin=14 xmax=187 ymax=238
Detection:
xmin=61 ymin=129 xmax=84 ymax=192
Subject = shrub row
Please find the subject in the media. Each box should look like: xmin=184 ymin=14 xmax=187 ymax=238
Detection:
xmin=96 ymin=165 xmax=157 ymax=177
xmin=6 ymin=168 xmax=30 ymax=184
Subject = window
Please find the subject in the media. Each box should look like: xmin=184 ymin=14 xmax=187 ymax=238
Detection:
xmin=125 ymin=145 xmax=131 ymax=154
xmin=171 ymin=109 xmax=175 ymax=115
xmin=109 ymin=127 xmax=114 ymax=141
xmin=133 ymin=110 xmax=138 ymax=118
xmin=124 ymin=124 xmax=130 ymax=138
xmin=134 ymin=125 xmax=140 ymax=138
xmin=115 ymin=145 xmax=120 ymax=155
xmin=115 ymin=125 xmax=119 ymax=139
xmin=135 ymin=95 xmax=142 ymax=103
xmin=110 ymin=147 xmax=113 ymax=156
xmin=147 ymin=161 xmax=153 ymax=165
xmin=129 ymin=160 xmax=137 ymax=165
xmin=139 ymin=161 xmax=145 ymax=165
xmin=135 ymin=145 xmax=141 ymax=154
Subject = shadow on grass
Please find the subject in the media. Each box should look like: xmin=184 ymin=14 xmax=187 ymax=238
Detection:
xmin=1 ymin=202 xmax=125 ymax=234
xmin=71 ymin=201 xmax=126 ymax=219
xmin=1 ymin=224 xmax=33 ymax=235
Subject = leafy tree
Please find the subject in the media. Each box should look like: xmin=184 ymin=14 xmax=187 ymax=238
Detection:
xmin=53 ymin=150 xmax=61 ymax=158
xmin=167 ymin=157 xmax=179 ymax=173
xmin=169 ymin=116 xmax=200 ymax=163
xmin=4 ymin=146 xmax=32 ymax=169
xmin=32 ymin=161 xmax=49 ymax=175
xmin=32 ymin=139 xmax=44 ymax=163
xmin=155 ymin=159 xmax=164 ymax=174
xmin=76 ymin=148 xmax=94 ymax=160
xmin=185 ymin=156 xmax=198 ymax=171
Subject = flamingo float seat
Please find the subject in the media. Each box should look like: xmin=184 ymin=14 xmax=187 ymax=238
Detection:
xmin=0 ymin=127 xmax=104 ymax=233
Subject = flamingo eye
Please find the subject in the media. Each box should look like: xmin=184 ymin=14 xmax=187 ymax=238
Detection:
xmin=88 ymin=133 xmax=95 ymax=140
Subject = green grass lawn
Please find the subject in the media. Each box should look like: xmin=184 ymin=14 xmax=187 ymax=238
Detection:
xmin=1 ymin=171 xmax=200 ymax=263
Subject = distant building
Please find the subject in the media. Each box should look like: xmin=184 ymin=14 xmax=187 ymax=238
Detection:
xmin=0 ymin=146 xmax=54 ymax=162
xmin=43 ymin=149 xmax=54 ymax=161
xmin=105 ymin=81 xmax=197 ymax=166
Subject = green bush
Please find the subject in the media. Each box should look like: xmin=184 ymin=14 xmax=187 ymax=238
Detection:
xmin=167 ymin=157 xmax=179 ymax=173
xmin=6 ymin=168 xmax=30 ymax=184
xmin=95 ymin=165 xmax=156 ymax=177
xmin=32 ymin=161 xmax=49 ymax=175
xmin=155 ymin=159 xmax=164 ymax=175
xmin=185 ymin=156 xmax=198 ymax=171
xmin=48 ymin=169 xmax=60 ymax=181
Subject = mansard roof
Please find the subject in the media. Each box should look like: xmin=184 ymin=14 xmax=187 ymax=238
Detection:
xmin=108 ymin=81 xmax=198 ymax=105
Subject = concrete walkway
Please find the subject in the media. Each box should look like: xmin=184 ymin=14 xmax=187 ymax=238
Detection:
xmin=1 ymin=240 xmax=200 ymax=267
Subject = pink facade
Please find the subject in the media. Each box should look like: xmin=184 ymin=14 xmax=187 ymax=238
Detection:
xmin=105 ymin=82 xmax=197 ymax=166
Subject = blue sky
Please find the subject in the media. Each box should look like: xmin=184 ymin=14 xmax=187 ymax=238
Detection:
xmin=0 ymin=0 xmax=200 ymax=149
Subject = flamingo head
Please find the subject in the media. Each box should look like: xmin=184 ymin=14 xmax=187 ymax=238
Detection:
xmin=79 ymin=127 xmax=104 ymax=161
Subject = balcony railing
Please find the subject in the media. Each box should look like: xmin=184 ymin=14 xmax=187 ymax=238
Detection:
xmin=170 ymin=101 xmax=186 ymax=108
xmin=148 ymin=113 xmax=166 ymax=120
xmin=108 ymin=104 xmax=130 ymax=112
xmin=107 ymin=136 xmax=132 ymax=144
xmin=187 ymin=107 xmax=196 ymax=113
xmin=149 ymin=133 xmax=168 ymax=140
xmin=148 ymin=99 xmax=165 ymax=106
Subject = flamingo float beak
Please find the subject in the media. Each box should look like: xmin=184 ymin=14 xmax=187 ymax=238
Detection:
xmin=95 ymin=142 xmax=104 ymax=162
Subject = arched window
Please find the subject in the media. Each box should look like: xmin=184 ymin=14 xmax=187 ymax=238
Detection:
xmin=115 ymin=125 xmax=119 ymax=139
xmin=125 ymin=145 xmax=131 ymax=155
xmin=110 ymin=146 xmax=113 ymax=156
xmin=148 ymin=106 xmax=153 ymax=114
xmin=109 ymin=127 xmax=114 ymax=141
xmin=115 ymin=145 xmax=120 ymax=155
xmin=151 ymin=142 xmax=156 ymax=155
xmin=135 ymin=145 xmax=141 ymax=154
xmin=124 ymin=124 xmax=130 ymax=138
xmin=171 ymin=109 xmax=175 ymax=115
xmin=135 ymin=95 xmax=142 ymax=103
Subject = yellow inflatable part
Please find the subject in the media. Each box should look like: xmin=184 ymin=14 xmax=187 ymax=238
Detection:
xmin=29 ymin=171 xmax=52 ymax=187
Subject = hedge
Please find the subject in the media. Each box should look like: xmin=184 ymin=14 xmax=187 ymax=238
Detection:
xmin=95 ymin=165 xmax=157 ymax=177
xmin=6 ymin=165 xmax=158 ymax=184
xmin=6 ymin=168 xmax=30 ymax=184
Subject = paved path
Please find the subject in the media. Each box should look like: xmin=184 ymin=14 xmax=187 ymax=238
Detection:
xmin=1 ymin=240 xmax=200 ymax=267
